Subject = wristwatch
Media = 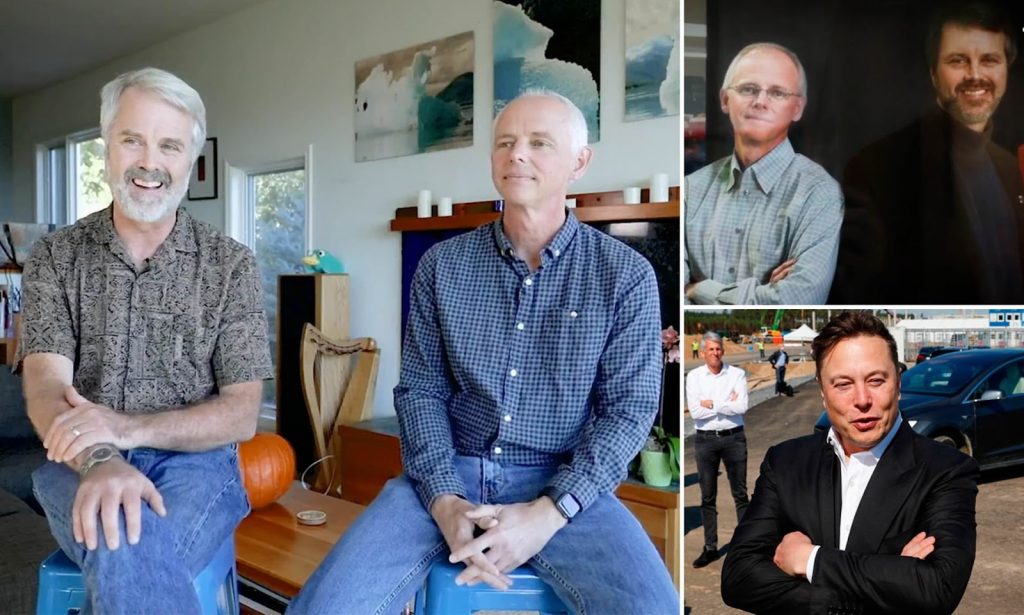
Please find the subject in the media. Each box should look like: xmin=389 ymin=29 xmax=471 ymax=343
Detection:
xmin=541 ymin=486 xmax=581 ymax=522
xmin=79 ymin=445 xmax=121 ymax=477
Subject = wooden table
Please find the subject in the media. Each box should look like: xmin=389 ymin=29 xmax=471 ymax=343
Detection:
xmin=234 ymin=482 xmax=365 ymax=598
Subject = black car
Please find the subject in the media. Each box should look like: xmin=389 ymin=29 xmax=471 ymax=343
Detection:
xmin=914 ymin=346 xmax=964 ymax=363
xmin=815 ymin=349 xmax=1024 ymax=470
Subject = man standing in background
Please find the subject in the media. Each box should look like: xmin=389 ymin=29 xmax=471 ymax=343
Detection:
xmin=686 ymin=332 xmax=750 ymax=568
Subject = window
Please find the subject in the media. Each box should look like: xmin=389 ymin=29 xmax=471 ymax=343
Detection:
xmin=36 ymin=129 xmax=111 ymax=224
xmin=228 ymin=160 xmax=310 ymax=423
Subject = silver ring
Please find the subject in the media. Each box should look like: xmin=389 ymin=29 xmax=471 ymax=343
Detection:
xmin=71 ymin=427 xmax=82 ymax=437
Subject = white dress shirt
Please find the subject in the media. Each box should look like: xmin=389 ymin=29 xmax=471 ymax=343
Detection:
xmin=805 ymin=413 xmax=903 ymax=582
xmin=685 ymin=363 xmax=749 ymax=431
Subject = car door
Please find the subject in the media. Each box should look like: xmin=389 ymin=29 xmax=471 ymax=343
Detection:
xmin=968 ymin=358 xmax=1024 ymax=467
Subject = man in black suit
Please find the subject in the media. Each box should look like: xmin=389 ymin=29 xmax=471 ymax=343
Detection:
xmin=721 ymin=311 xmax=978 ymax=614
xmin=831 ymin=1 xmax=1024 ymax=303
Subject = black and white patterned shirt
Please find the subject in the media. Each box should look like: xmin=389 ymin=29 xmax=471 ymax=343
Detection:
xmin=395 ymin=212 xmax=662 ymax=511
xmin=15 ymin=207 xmax=273 ymax=414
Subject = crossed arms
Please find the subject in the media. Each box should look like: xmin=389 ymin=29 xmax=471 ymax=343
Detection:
xmin=721 ymin=444 xmax=978 ymax=614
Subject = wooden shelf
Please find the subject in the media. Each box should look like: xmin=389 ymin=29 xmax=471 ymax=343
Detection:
xmin=389 ymin=187 xmax=680 ymax=232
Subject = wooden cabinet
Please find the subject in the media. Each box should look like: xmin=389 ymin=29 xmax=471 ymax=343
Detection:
xmin=335 ymin=417 xmax=680 ymax=588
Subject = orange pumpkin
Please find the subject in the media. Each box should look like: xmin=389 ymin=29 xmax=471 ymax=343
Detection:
xmin=238 ymin=433 xmax=296 ymax=509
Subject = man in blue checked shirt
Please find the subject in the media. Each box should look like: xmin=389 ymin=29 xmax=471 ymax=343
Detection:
xmin=684 ymin=42 xmax=843 ymax=304
xmin=289 ymin=91 xmax=679 ymax=614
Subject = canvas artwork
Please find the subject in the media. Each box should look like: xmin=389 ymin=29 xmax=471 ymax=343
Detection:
xmin=625 ymin=0 xmax=679 ymax=121
xmin=493 ymin=0 xmax=601 ymax=141
xmin=354 ymin=31 xmax=475 ymax=162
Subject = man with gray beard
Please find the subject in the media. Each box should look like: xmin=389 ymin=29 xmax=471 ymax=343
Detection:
xmin=832 ymin=0 xmax=1024 ymax=303
xmin=15 ymin=67 xmax=272 ymax=614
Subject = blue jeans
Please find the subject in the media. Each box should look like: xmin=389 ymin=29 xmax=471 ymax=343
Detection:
xmin=288 ymin=456 xmax=679 ymax=615
xmin=32 ymin=446 xmax=249 ymax=615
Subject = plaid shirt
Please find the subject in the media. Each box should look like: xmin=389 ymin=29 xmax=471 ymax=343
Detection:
xmin=684 ymin=139 xmax=843 ymax=304
xmin=395 ymin=212 xmax=662 ymax=512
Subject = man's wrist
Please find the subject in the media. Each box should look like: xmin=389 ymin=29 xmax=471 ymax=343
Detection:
xmin=78 ymin=444 xmax=122 ymax=477
xmin=536 ymin=496 xmax=569 ymax=530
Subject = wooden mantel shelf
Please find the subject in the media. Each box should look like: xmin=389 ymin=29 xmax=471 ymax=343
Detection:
xmin=389 ymin=187 xmax=680 ymax=232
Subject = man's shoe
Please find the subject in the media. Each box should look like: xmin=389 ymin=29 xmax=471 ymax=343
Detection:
xmin=692 ymin=547 xmax=720 ymax=568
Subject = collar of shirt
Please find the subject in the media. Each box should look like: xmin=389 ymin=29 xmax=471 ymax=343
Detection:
xmin=723 ymin=138 xmax=796 ymax=195
xmin=86 ymin=205 xmax=198 ymax=270
xmin=827 ymin=411 xmax=902 ymax=467
xmin=492 ymin=208 xmax=580 ymax=267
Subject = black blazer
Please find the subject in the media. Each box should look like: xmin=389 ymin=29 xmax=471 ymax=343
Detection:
xmin=721 ymin=422 xmax=979 ymax=615
xmin=830 ymin=109 xmax=1024 ymax=304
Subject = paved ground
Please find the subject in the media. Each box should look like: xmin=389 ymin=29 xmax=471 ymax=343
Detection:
xmin=683 ymin=379 xmax=1024 ymax=615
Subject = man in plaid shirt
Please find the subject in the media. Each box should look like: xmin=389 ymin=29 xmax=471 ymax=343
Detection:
xmin=290 ymin=91 xmax=679 ymax=614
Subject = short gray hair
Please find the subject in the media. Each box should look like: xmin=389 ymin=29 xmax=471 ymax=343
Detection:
xmin=701 ymin=331 xmax=723 ymax=348
xmin=493 ymin=89 xmax=588 ymax=156
xmin=721 ymin=42 xmax=808 ymax=103
xmin=100 ymin=67 xmax=207 ymax=162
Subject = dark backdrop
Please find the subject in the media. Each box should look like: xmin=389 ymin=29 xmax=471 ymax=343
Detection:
xmin=702 ymin=0 xmax=1024 ymax=180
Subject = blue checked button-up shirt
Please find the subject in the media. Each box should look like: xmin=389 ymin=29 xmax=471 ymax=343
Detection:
xmin=684 ymin=139 xmax=843 ymax=304
xmin=395 ymin=212 xmax=662 ymax=512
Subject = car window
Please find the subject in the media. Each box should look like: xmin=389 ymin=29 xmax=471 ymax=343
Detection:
xmin=902 ymin=355 xmax=990 ymax=395
xmin=969 ymin=358 xmax=1024 ymax=400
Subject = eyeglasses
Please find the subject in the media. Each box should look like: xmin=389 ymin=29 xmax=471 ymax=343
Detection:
xmin=728 ymin=84 xmax=802 ymax=103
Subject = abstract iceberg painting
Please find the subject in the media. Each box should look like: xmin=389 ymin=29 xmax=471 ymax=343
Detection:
xmin=354 ymin=32 xmax=474 ymax=162
xmin=625 ymin=0 xmax=679 ymax=121
xmin=493 ymin=0 xmax=600 ymax=141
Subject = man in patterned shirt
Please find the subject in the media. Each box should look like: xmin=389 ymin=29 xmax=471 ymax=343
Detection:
xmin=684 ymin=43 xmax=843 ymax=304
xmin=16 ymin=68 xmax=272 ymax=613
xmin=290 ymin=91 xmax=679 ymax=613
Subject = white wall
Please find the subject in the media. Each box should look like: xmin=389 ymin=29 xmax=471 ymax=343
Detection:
xmin=10 ymin=0 xmax=680 ymax=417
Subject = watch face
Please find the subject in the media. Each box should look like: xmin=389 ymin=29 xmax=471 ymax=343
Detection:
xmin=92 ymin=447 xmax=114 ymax=462
xmin=559 ymin=494 xmax=581 ymax=519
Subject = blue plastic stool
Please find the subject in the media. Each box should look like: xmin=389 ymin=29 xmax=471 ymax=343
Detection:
xmin=36 ymin=533 xmax=238 ymax=615
xmin=414 ymin=560 xmax=570 ymax=614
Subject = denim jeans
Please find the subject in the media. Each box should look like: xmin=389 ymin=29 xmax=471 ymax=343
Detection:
xmin=288 ymin=456 xmax=679 ymax=615
xmin=32 ymin=446 xmax=249 ymax=615
xmin=776 ymin=365 xmax=787 ymax=387
xmin=694 ymin=430 xmax=749 ymax=550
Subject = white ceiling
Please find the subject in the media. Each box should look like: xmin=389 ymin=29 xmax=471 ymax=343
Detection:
xmin=0 ymin=0 xmax=269 ymax=98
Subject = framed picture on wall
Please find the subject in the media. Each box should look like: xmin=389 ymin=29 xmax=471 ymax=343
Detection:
xmin=188 ymin=138 xmax=217 ymax=200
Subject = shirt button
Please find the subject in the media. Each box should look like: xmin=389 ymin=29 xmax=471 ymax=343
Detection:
xmin=569 ymin=310 xmax=578 ymax=318
xmin=503 ymin=414 xmax=512 ymax=422
xmin=553 ymin=249 xmax=561 ymax=257
xmin=509 ymin=368 xmax=518 ymax=377
xmin=742 ymin=189 xmax=749 ymax=196
xmin=494 ymin=446 xmax=503 ymax=455
xmin=516 ymin=322 xmax=525 ymax=331
xmin=524 ymin=278 xmax=533 ymax=286
xmin=735 ymin=227 xmax=742 ymax=234
xmin=728 ymin=267 xmax=735 ymax=274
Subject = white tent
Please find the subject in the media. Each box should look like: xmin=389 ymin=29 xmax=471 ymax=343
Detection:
xmin=783 ymin=324 xmax=818 ymax=344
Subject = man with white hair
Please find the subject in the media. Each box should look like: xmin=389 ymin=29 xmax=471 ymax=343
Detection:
xmin=17 ymin=67 xmax=272 ymax=613
xmin=684 ymin=42 xmax=843 ymax=304
xmin=290 ymin=90 xmax=679 ymax=613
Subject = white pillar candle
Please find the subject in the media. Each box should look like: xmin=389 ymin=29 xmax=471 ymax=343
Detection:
xmin=417 ymin=190 xmax=432 ymax=218
xmin=438 ymin=197 xmax=453 ymax=217
xmin=650 ymin=173 xmax=670 ymax=202
xmin=623 ymin=186 xmax=642 ymax=205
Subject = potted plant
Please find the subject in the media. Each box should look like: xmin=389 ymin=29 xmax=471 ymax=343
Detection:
xmin=641 ymin=426 xmax=675 ymax=487
xmin=637 ymin=326 xmax=681 ymax=486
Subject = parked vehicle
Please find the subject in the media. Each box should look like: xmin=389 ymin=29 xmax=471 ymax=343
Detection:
xmin=814 ymin=349 xmax=1024 ymax=470
xmin=914 ymin=346 xmax=964 ymax=363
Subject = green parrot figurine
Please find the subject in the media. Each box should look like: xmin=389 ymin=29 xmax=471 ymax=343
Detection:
xmin=302 ymin=249 xmax=345 ymax=273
